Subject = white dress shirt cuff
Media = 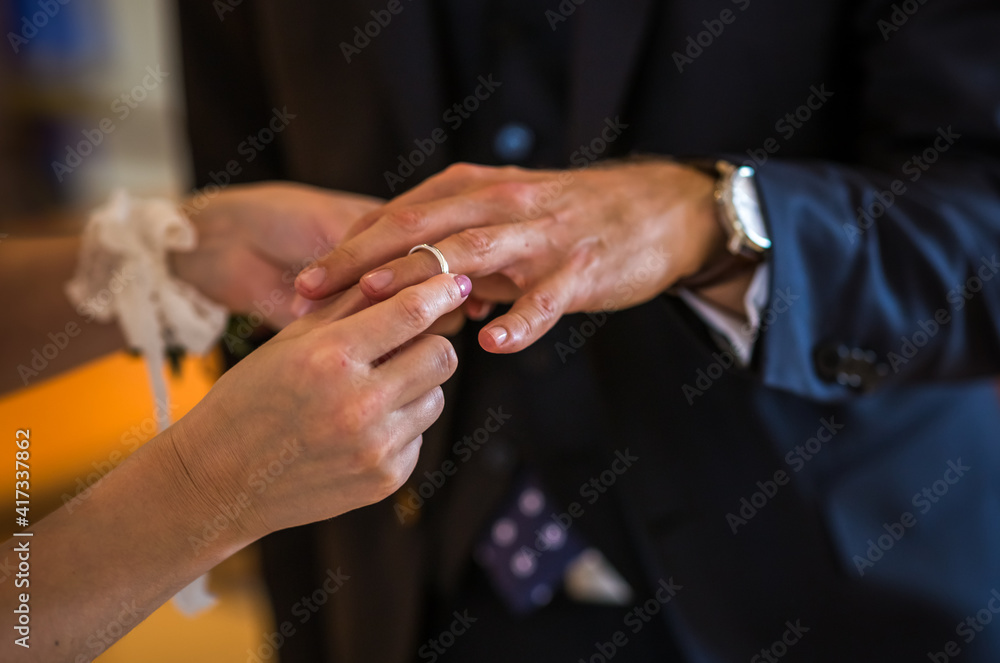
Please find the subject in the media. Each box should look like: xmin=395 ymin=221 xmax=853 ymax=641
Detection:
xmin=676 ymin=263 xmax=770 ymax=366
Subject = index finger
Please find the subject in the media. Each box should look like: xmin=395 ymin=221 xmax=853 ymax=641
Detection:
xmin=333 ymin=273 xmax=472 ymax=364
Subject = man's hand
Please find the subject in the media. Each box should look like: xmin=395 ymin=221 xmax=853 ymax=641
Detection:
xmin=172 ymin=181 xmax=383 ymax=329
xmin=292 ymin=161 xmax=734 ymax=353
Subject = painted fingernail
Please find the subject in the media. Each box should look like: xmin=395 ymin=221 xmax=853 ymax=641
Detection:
xmin=485 ymin=325 xmax=508 ymax=347
xmin=454 ymin=274 xmax=472 ymax=298
xmin=296 ymin=266 xmax=326 ymax=292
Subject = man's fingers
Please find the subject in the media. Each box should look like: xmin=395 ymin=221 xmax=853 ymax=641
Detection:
xmin=359 ymin=223 xmax=541 ymax=301
xmin=464 ymin=275 xmax=521 ymax=304
xmin=463 ymin=296 xmax=496 ymax=321
xmin=341 ymin=165 xmax=490 ymax=243
xmin=478 ymin=268 xmax=578 ymax=353
xmin=291 ymin=287 xmax=366 ymax=321
xmin=295 ymin=196 xmax=507 ymax=300
xmin=333 ymin=273 xmax=471 ymax=364
xmin=307 ymin=286 xmax=372 ymax=323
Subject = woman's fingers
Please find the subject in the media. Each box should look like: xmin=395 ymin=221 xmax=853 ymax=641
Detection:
xmin=374 ymin=334 xmax=458 ymax=409
xmin=330 ymin=273 xmax=471 ymax=364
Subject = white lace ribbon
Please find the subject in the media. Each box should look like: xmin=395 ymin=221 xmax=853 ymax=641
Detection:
xmin=66 ymin=189 xmax=228 ymax=428
xmin=66 ymin=189 xmax=228 ymax=615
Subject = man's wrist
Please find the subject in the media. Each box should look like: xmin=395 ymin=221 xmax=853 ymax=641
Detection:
xmin=687 ymin=266 xmax=758 ymax=319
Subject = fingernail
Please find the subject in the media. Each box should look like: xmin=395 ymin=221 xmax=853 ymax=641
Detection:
xmin=467 ymin=299 xmax=488 ymax=320
xmin=363 ymin=268 xmax=394 ymax=292
xmin=454 ymin=274 xmax=472 ymax=298
xmin=291 ymin=294 xmax=311 ymax=318
xmin=485 ymin=326 xmax=508 ymax=347
xmin=296 ymin=266 xmax=326 ymax=292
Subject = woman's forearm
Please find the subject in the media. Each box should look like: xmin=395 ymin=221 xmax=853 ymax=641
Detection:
xmin=0 ymin=426 xmax=252 ymax=662
xmin=0 ymin=237 xmax=126 ymax=396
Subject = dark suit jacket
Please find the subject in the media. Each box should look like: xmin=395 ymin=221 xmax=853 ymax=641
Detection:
xmin=177 ymin=1 xmax=1000 ymax=661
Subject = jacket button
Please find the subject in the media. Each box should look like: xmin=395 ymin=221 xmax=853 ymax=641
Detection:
xmin=494 ymin=122 xmax=535 ymax=162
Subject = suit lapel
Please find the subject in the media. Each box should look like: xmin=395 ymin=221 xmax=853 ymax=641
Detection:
xmin=568 ymin=0 xmax=657 ymax=149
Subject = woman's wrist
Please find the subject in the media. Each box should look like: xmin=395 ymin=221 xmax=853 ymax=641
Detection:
xmin=155 ymin=409 xmax=267 ymax=555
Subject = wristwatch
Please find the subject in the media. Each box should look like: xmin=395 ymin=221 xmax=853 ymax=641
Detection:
xmin=676 ymin=159 xmax=771 ymax=289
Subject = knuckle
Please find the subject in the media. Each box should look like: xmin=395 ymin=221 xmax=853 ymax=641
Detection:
xmin=379 ymin=463 xmax=408 ymax=495
xmin=427 ymin=336 xmax=459 ymax=377
xmin=385 ymin=208 xmax=428 ymax=234
xmin=336 ymin=388 xmax=382 ymax=437
xmin=443 ymin=162 xmax=483 ymax=180
xmin=483 ymin=180 xmax=532 ymax=206
xmin=426 ymin=385 xmax=446 ymax=417
xmin=335 ymin=241 xmax=364 ymax=270
xmin=525 ymin=289 xmax=560 ymax=324
xmin=455 ymin=227 xmax=497 ymax=262
xmin=299 ymin=343 xmax=343 ymax=378
xmin=352 ymin=439 xmax=388 ymax=472
xmin=398 ymin=290 xmax=437 ymax=330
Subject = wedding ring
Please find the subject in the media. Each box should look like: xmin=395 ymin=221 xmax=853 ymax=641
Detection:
xmin=408 ymin=243 xmax=450 ymax=275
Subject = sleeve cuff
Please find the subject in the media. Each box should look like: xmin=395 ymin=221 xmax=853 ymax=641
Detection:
xmin=676 ymin=263 xmax=770 ymax=366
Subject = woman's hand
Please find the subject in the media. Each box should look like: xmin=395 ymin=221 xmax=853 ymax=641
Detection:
xmin=171 ymin=181 xmax=383 ymax=329
xmin=291 ymin=161 xmax=728 ymax=353
xmin=0 ymin=272 xmax=470 ymax=662
xmin=168 ymin=272 xmax=471 ymax=541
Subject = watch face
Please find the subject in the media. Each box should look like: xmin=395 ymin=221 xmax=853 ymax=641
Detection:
xmin=732 ymin=167 xmax=771 ymax=251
